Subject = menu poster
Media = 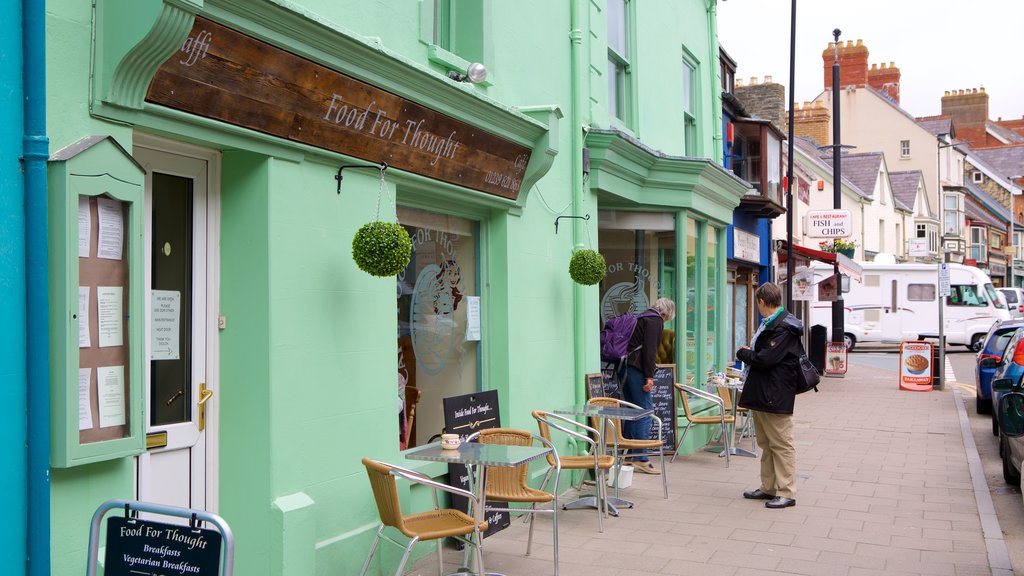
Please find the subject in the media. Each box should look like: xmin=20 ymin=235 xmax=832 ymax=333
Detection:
xmin=441 ymin=390 xmax=509 ymax=538
xmin=79 ymin=286 xmax=91 ymax=348
xmin=824 ymin=343 xmax=848 ymax=375
xmin=78 ymin=196 xmax=91 ymax=258
xmin=96 ymin=197 xmax=124 ymax=260
xmin=97 ymin=365 xmax=126 ymax=427
xmin=97 ymin=286 xmax=124 ymax=348
xmin=78 ymin=368 xmax=93 ymax=430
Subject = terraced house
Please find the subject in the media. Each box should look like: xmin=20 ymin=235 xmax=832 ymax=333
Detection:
xmin=2 ymin=1 xmax=754 ymax=574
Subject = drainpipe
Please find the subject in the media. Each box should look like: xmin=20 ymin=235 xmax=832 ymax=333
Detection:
xmin=24 ymin=0 xmax=50 ymax=574
xmin=570 ymin=0 xmax=587 ymax=408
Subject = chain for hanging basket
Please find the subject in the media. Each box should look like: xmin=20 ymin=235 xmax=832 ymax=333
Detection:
xmin=351 ymin=165 xmax=412 ymax=277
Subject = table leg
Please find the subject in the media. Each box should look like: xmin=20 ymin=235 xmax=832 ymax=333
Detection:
xmin=720 ymin=388 xmax=755 ymax=458
xmin=450 ymin=466 xmax=505 ymax=576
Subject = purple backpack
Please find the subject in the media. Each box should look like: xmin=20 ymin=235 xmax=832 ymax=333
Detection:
xmin=599 ymin=310 xmax=660 ymax=363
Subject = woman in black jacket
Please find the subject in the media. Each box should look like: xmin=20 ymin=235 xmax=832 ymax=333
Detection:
xmin=737 ymin=282 xmax=803 ymax=509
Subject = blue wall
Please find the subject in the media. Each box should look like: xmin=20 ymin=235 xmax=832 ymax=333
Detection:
xmin=0 ymin=0 xmax=28 ymax=573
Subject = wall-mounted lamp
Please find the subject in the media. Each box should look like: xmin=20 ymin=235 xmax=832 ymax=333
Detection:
xmin=447 ymin=62 xmax=488 ymax=84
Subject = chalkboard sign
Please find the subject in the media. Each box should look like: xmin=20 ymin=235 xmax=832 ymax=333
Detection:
xmin=587 ymin=366 xmax=620 ymax=400
xmin=650 ymin=364 xmax=678 ymax=454
xmin=104 ymin=516 xmax=223 ymax=575
xmin=441 ymin=390 xmax=509 ymax=537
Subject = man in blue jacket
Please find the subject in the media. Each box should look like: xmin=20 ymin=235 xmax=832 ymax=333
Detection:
xmin=736 ymin=282 xmax=803 ymax=509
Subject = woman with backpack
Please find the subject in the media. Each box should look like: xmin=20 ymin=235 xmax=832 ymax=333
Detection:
xmin=622 ymin=297 xmax=676 ymax=474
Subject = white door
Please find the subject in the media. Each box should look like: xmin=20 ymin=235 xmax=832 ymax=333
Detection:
xmin=134 ymin=139 xmax=220 ymax=512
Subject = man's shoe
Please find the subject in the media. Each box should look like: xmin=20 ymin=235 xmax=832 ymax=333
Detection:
xmin=631 ymin=461 xmax=661 ymax=475
xmin=765 ymin=496 xmax=796 ymax=509
xmin=742 ymin=488 xmax=774 ymax=500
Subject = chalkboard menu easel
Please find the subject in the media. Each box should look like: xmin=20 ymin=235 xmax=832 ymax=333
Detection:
xmin=651 ymin=364 xmax=678 ymax=454
xmin=442 ymin=390 xmax=510 ymax=538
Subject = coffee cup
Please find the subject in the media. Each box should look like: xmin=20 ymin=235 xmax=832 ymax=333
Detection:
xmin=440 ymin=433 xmax=461 ymax=450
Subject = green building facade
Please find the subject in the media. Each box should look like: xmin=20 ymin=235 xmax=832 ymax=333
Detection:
xmin=46 ymin=1 xmax=749 ymax=574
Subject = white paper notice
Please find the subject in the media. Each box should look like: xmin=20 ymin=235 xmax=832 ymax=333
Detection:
xmin=78 ymin=286 xmax=91 ymax=348
xmin=78 ymin=368 xmax=94 ymax=430
xmin=465 ymin=296 xmax=481 ymax=341
xmin=151 ymin=290 xmax=181 ymax=360
xmin=96 ymin=197 xmax=123 ymax=260
xmin=96 ymin=365 xmax=126 ymax=428
xmin=78 ymin=196 xmax=91 ymax=258
xmin=97 ymin=286 xmax=123 ymax=348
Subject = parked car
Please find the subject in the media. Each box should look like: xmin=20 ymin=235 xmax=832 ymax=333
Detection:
xmin=991 ymin=377 xmax=1024 ymax=486
xmin=976 ymin=320 xmax=1024 ymax=415
xmin=999 ymin=287 xmax=1024 ymax=320
xmin=980 ymin=326 xmax=1024 ymax=436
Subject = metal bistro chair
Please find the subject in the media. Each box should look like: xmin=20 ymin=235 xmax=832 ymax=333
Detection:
xmin=715 ymin=376 xmax=754 ymax=451
xmin=532 ymin=410 xmax=616 ymax=532
xmin=672 ymin=382 xmax=734 ymax=467
xmin=586 ymin=397 xmax=669 ymax=499
xmin=465 ymin=428 xmax=561 ymax=575
xmin=359 ymin=458 xmax=487 ymax=576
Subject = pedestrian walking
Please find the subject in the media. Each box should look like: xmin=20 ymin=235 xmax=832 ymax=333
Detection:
xmin=622 ymin=297 xmax=675 ymax=474
xmin=736 ymin=282 xmax=802 ymax=508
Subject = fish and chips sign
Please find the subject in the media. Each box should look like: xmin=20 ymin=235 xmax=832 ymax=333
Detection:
xmin=804 ymin=210 xmax=852 ymax=238
xmin=147 ymin=17 xmax=532 ymax=200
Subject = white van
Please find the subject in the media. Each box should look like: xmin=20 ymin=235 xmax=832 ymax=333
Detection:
xmin=807 ymin=262 xmax=1010 ymax=351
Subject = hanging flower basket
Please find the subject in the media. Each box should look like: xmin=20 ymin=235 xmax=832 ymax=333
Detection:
xmin=819 ymin=238 xmax=857 ymax=258
xmin=352 ymin=221 xmax=412 ymax=277
xmin=569 ymin=248 xmax=607 ymax=285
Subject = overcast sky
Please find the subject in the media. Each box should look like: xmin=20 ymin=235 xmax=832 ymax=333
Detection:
xmin=717 ymin=0 xmax=1024 ymax=122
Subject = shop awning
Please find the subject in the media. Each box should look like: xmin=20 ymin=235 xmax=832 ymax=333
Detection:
xmin=775 ymin=240 xmax=836 ymax=265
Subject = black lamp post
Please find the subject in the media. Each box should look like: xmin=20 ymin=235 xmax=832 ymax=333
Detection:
xmin=829 ymin=29 xmax=844 ymax=346
xmin=785 ymin=0 xmax=796 ymax=311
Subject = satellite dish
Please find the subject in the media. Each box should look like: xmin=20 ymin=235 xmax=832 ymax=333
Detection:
xmin=873 ymin=252 xmax=897 ymax=264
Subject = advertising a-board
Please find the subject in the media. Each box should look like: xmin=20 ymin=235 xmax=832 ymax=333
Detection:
xmin=899 ymin=341 xmax=934 ymax=391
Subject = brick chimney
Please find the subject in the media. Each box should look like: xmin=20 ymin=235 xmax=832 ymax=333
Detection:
xmin=734 ymin=75 xmax=787 ymax=132
xmin=867 ymin=61 xmax=901 ymax=103
xmin=823 ymin=39 xmax=868 ymax=90
xmin=793 ymin=100 xmax=831 ymax=146
xmin=942 ymin=87 xmax=989 ymax=127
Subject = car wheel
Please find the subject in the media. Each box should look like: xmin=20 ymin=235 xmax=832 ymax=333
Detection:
xmin=969 ymin=334 xmax=984 ymax=352
xmin=977 ymin=395 xmax=992 ymax=415
xmin=843 ymin=333 xmax=856 ymax=352
xmin=1002 ymin=435 xmax=1021 ymax=486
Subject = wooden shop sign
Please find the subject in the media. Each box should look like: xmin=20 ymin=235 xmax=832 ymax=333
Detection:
xmin=147 ymin=17 xmax=531 ymax=199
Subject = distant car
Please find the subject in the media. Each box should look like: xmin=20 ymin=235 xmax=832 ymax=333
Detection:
xmin=976 ymin=320 xmax=1024 ymax=415
xmin=991 ymin=377 xmax=1024 ymax=486
xmin=999 ymin=287 xmax=1024 ymax=320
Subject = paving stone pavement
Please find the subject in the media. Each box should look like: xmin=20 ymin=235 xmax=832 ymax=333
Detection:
xmin=408 ymin=363 xmax=1012 ymax=575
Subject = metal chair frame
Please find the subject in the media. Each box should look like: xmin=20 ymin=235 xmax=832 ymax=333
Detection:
xmin=464 ymin=428 xmax=561 ymax=575
xmin=672 ymin=383 xmax=734 ymax=467
xmin=586 ymin=397 xmax=669 ymax=499
xmin=359 ymin=458 xmax=485 ymax=576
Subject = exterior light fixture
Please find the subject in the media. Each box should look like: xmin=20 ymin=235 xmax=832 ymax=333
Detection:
xmin=447 ymin=62 xmax=487 ymax=84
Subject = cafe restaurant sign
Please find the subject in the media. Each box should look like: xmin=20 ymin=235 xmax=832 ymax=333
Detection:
xmin=147 ymin=17 xmax=531 ymax=200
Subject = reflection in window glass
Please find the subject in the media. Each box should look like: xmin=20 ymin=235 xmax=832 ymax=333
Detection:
xmin=705 ymin=228 xmax=718 ymax=371
xmin=907 ymin=283 xmax=936 ymax=301
xmin=686 ymin=218 xmax=698 ymax=375
xmin=947 ymin=284 xmax=988 ymax=307
xmin=597 ymin=211 xmax=676 ymax=364
xmin=397 ymin=208 xmax=478 ymax=448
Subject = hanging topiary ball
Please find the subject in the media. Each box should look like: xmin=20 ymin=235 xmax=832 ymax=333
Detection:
xmin=569 ymin=248 xmax=607 ymax=285
xmin=352 ymin=221 xmax=412 ymax=277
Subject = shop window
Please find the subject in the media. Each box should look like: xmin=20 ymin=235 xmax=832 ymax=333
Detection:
xmin=397 ymin=208 xmax=479 ymax=448
xmin=597 ymin=210 xmax=675 ymax=361
xmin=685 ymin=218 xmax=698 ymax=375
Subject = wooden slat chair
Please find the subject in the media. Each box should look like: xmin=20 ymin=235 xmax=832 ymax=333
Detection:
xmin=714 ymin=376 xmax=754 ymax=451
xmin=359 ymin=458 xmax=486 ymax=576
xmin=532 ymin=410 xmax=616 ymax=532
xmin=671 ymin=382 xmax=734 ymax=466
xmin=466 ymin=428 xmax=561 ymax=575
xmin=586 ymin=397 xmax=669 ymax=499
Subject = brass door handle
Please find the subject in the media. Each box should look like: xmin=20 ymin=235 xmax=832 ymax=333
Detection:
xmin=198 ymin=383 xmax=214 ymax=431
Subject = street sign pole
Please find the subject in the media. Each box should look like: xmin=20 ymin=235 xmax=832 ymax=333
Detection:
xmin=937 ymin=262 xmax=951 ymax=389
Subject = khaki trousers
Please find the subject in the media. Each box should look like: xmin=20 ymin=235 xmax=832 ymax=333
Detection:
xmin=752 ymin=410 xmax=796 ymax=498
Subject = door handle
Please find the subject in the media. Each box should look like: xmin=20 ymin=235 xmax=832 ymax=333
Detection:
xmin=198 ymin=383 xmax=214 ymax=432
